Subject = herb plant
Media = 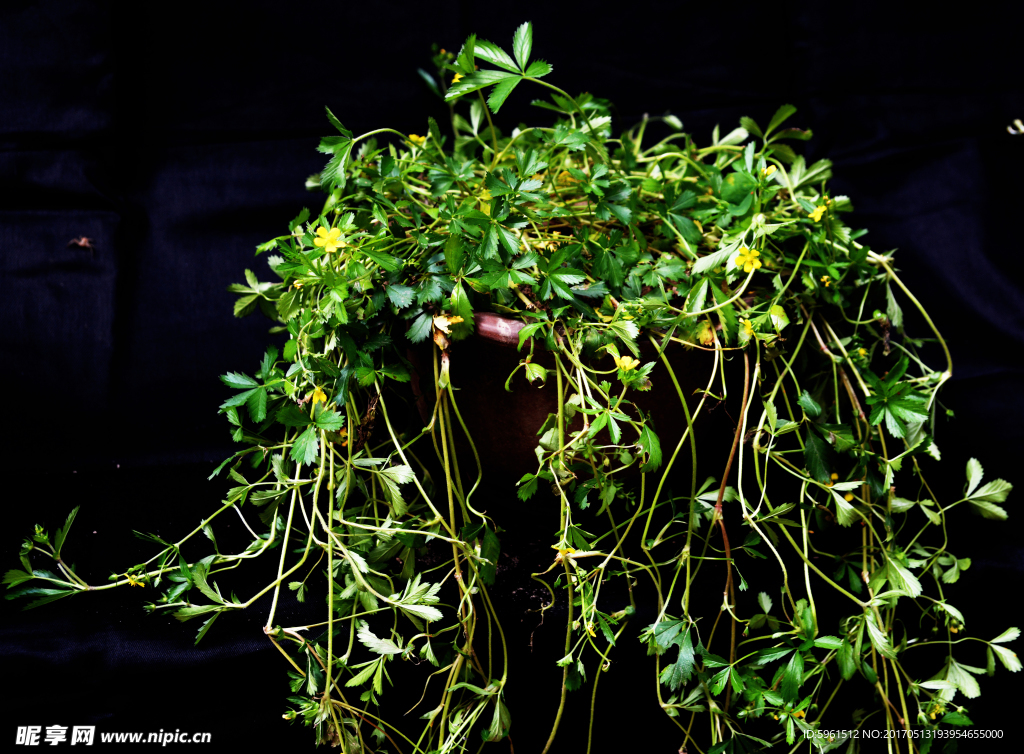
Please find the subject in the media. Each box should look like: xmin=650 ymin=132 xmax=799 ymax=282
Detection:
xmin=8 ymin=22 xmax=1018 ymax=754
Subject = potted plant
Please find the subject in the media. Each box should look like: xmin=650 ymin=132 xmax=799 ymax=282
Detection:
xmin=8 ymin=21 xmax=1016 ymax=753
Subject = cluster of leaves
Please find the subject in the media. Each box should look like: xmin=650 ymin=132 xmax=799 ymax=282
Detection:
xmin=7 ymin=20 xmax=1017 ymax=754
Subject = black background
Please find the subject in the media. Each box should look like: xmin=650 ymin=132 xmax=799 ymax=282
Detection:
xmin=2 ymin=1 xmax=1024 ymax=751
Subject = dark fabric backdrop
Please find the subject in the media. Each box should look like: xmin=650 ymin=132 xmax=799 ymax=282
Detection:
xmin=2 ymin=1 xmax=1023 ymax=751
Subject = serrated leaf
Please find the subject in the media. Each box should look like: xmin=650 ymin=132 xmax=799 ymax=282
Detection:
xmin=290 ymin=427 xmax=319 ymax=466
xmin=765 ymin=104 xmax=798 ymax=137
xmin=992 ymin=627 xmax=1021 ymax=644
xmin=637 ymin=425 xmax=662 ymax=472
xmin=691 ymin=240 xmax=741 ymax=276
xmin=525 ymin=59 xmax=552 ymax=77
xmin=813 ymin=635 xmax=843 ymax=650
xmin=511 ymin=21 xmax=532 ymax=70
xmin=966 ymin=458 xmax=984 ymax=496
xmin=357 ymin=621 xmax=403 ymax=655
xmin=474 ymin=39 xmax=519 ymax=73
xmin=740 ymin=116 xmax=763 ymax=139
xmin=945 ymin=658 xmax=981 ymax=698
xmin=837 ymin=639 xmax=857 ymax=680
xmin=386 ymin=283 xmax=415 ymax=309
xmin=325 ymin=106 xmax=352 ymax=138
xmin=797 ymin=390 xmax=822 ymax=418
xmin=314 ymin=408 xmax=344 ymax=432
xmin=969 ymin=478 xmax=1012 ymax=503
xmin=885 ymin=552 xmax=922 ymax=598
xmin=803 ymin=429 xmax=834 ymax=484
xmin=246 ymin=387 xmax=267 ymax=423
xmin=346 ymin=659 xmax=379 ymax=688
xmin=220 ymin=372 xmax=260 ymax=389
xmin=992 ymin=645 xmax=1022 ymax=672
xmin=865 ymin=614 xmax=896 ymax=660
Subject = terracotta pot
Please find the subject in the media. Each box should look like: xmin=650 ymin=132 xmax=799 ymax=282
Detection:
xmin=407 ymin=313 xmax=716 ymax=479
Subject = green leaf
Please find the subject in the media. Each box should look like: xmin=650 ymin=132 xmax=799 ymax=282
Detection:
xmin=321 ymin=140 xmax=354 ymax=190
xmin=885 ymin=552 xmax=922 ymax=598
xmin=886 ymin=283 xmax=904 ymax=329
xmin=991 ymin=644 xmax=1022 ymax=672
xmin=357 ymin=621 xmax=403 ymax=655
xmin=803 ymin=429 xmax=834 ymax=484
xmin=781 ymin=650 xmax=804 ymax=701
xmin=765 ymin=104 xmax=798 ymax=137
xmin=191 ymin=559 xmax=225 ymax=604
xmin=940 ymin=710 xmax=974 ymax=726
xmin=325 ymin=106 xmax=352 ymax=138
xmin=314 ymin=408 xmax=344 ymax=432
xmin=290 ymin=427 xmax=320 ymax=466
xmin=474 ymin=38 xmax=519 ymax=73
xmin=474 ymin=526 xmax=499 ymax=586
xmin=511 ymin=21 xmax=532 ymax=70
xmin=483 ymin=696 xmax=512 ymax=742
xmin=386 ymin=284 xmax=415 ymax=309
xmin=444 ymin=234 xmax=464 ymax=274
xmin=797 ymin=390 xmax=822 ymax=418
xmin=837 ymin=639 xmax=857 ymax=680
xmin=659 ymin=629 xmax=695 ymax=690
xmin=637 ymin=425 xmax=662 ymax=472
xmin=450 ymin=281 xmax=475 ymax=339
xmin=969 ymin=478 xmax=1012 ymax=503
xmin=525 ymin=59 xmax=552 ymax=77
xmin=194 ymin=611 xmax=221 ymax=645
xmin=692 ymin=240 xmax=741 ymax=276
xmin=739 ymin=116 xmax=763 ymax=139
xmin=966 ymin=458 xmax=984 ymax=496
xmin=488 ymin=77 xmax=522 ymax=113
xmin=220 ymin=372 xmax=259 ymax=389
xmin=277 ymin=404 xmax=313 ymax=428
xmin=813 ymin=635 xmax=843 ymax=650
xmin=53 ymin=506 xmax=79 ymax=557
xmin=445 ymin=70 xmax=519 ymax=101
xmin=865 ymin=614 xmax=896 ymax=660
xmin=991 ymin=627 xmax=1020 ymax=644
xmin=345 ymin=659 xmax=379 ymax=688
xmin=246 ymin=387 xmax=267 ymax=423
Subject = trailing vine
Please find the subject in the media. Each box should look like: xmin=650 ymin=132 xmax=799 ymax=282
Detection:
xmin=8 ymin=22 xmax=1017 ymax=754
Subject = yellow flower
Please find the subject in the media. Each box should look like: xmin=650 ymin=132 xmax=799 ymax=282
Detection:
xmin=740 ymin=318 xmax=754 ymax=338
xmin=614 ymin=355 xmax=640 ymax=371
xmin=310 ymin=387 xmax=328 ymax=413
xmin=794 ymin=710 xmax=805 ymax=719
xmin=809 ymin=205 xmax=827 ymax=222
xmin=734 ymin=247 xmax=762 ymax=273
xmin=844 ymin=493 xmax=855 ymax=502
xmin=126 ymin=573 xmax=145 ymax=588
xmin=830 ymin=473 xmax=839 ymax=481
xmin=408 ymin=133 xmax=427 ymax=146
xmin=292 ymin=280 xmax=304 ymax=289
xmin=762 ymin=165 xmax=777 ymax=178
xmin=586 ymin=622 xmax=597 ymax=637
xmin=858 ymin=347 xmax=867 ymax=357
xmin=452 ymin=73 xmax=463 ymax=84
xmin=314 ymin=226 xmax=343 ymax=253
xmin=820 ymin=275 xmax=831 ymax=287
